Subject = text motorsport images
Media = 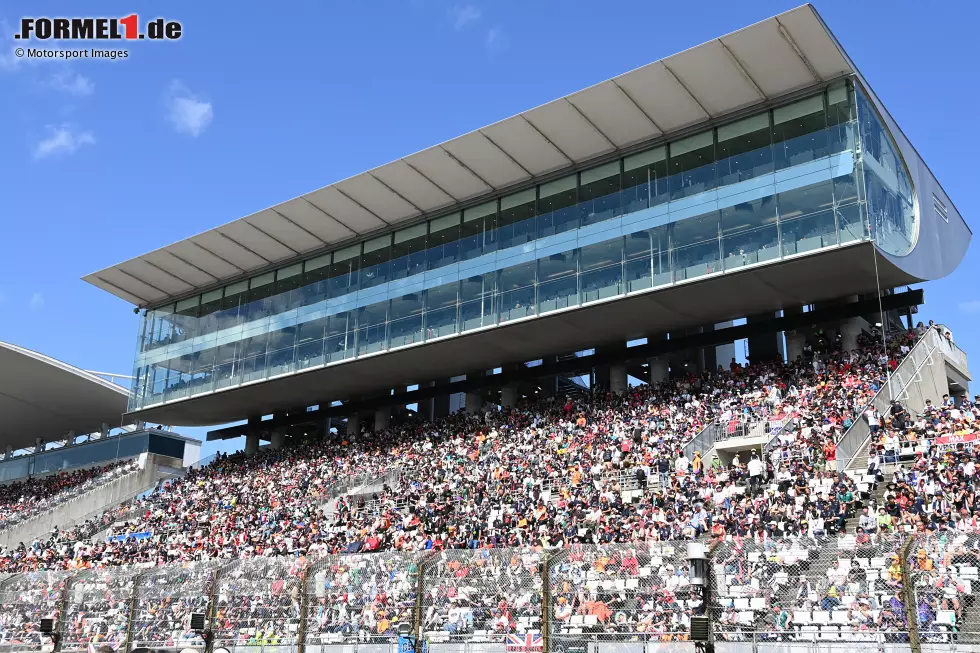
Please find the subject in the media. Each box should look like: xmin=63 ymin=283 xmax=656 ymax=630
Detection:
xmin=14 ymin=15 xmax=182 ymax=41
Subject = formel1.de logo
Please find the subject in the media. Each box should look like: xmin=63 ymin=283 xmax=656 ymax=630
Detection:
xmin=14 ymin=16 xmax=182 ymax=41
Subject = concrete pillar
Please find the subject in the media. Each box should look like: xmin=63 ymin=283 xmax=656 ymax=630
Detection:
xmin=610 ymin=364 xmax=628 ymax=394
xmin=501 ymin=384 xmax=519 ymax=408
xmin=785 ymin=330 xmax=806 ymax=362
xmin=668 ymin=326 xmax=704 ymax=375
xmin=714 ymin=321 xmax=736 ymax=373
xmin=648 ymin=357 xmax=669 ymax=384
xmin=465 ymin=392 xmax=483 ymax=414
xmin=432 ymin=394 xmax=451 ymax=419
xmin=245 ymin=433 xmax=260 ymax=455
xmin=35 ymin=438 xmax=44 ymax=454
xmin=346 ymin=414 xmax=361 ymax=439
xmin=374 ymin=407 xmax=391 ymax=432
xmin=840 ymin=317 xmax=864 ymax=353
xmin=595 ymin=343 xmax=627 ymax=391
xmin=270 ymin=431 xmax=286 ymax=450
xmin=4 ymin=445 xmax=11 ymax=460
xmin=747 ymin=312 xmax=781 ymax=364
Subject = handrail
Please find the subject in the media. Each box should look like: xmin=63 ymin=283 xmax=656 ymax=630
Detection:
xmin=835 ymin=328 xmax=945 ymax=471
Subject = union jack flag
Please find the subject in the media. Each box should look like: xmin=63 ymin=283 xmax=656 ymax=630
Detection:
xmin=506 ymin=633 xmax=543 ymax=652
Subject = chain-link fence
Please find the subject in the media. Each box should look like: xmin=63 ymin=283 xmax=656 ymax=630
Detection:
xmin=0 ymin=537 xmax=961 ymax=651
xmin=0 ymin=570 xmax=70 ymax=653
xmin=303 ymin=551 xmax=421 ymax=650
xmin=712 ymin=533 xmax=909 ymax=643
xmin=130 ymin=560 xmax=221 ymax=651
xmin=420 ymin=549 xmax=545 ymax=644
xmin=910 ymin=532 xmax=980 ymax=645
xmin=213 ymin=556 xmax=310 ymax=652
xmin=60 ymin=565 xmax=148 ymax=652
xmin=550 ymin=542 xmax=694 ymax=646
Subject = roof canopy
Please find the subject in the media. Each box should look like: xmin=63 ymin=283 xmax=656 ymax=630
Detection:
xmin=83 ymin=4 xmax=853 ymax=307
xmin=0 ymin=342 xmax=130 ymax=450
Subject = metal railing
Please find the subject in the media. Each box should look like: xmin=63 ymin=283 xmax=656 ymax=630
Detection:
xmin=683 ymin=409 xmax=776 ymax=460
xmin=836 ymin=327 xmax=952 ymax=472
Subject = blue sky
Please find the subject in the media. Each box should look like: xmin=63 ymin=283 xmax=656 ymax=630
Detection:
xmin=1 ymin=0 xmax=977 ymax=459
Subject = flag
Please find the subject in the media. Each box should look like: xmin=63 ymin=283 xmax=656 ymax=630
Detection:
xmin=506 ymin=633 xmax=543 ymax=652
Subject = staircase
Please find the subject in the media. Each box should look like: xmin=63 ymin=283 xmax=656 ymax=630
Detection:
xmin=838 ymin=326 xmax=970 ymax=473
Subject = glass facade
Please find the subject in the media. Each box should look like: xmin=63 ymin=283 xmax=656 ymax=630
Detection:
xmin=855 ymin=88 xmax=917 ymax=256
xmin=129 ymin=79 xmax=917 ymax=411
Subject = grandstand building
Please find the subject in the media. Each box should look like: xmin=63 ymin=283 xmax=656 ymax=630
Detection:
xmin=83 ymin=5 xmax=969 ymax=453
xmin=0 ymin=340 xmax=200 ymax=546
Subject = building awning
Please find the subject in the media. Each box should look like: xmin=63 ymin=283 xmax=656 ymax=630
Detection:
xmin=83 ymin=4 xmax=853 ymax=307
xmin=0 ymin=342 xmax=130 ymax=450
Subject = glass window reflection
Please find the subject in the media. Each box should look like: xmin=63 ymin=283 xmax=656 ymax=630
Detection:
xmin=537 ymin=176 xmax=578 ymax=237
xmin=669 ymin=132 xmax=715 ymax=200
xmin=579 ymin=162 xmax=621 ymax=226
xmin=461 ymin=202 xmax=496 ymax=261
xmin=361 ymin=235 xmax=392 ymax=289
xmin=427 ymin=214 xmax=460 ymax=270
xmin=716 ymin=114 xmax=772 ymax=185
xmin=498 ymin=189 xmax=535 ymax=249
xmin=391 ymin=224 xmax=427 ymax=280
xmin=623 ymin=148 xmax=667 ymax=213
xmin=773 ymin=95 xmax=828 ymax=170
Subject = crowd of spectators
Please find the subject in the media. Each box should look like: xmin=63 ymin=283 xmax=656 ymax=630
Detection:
xmin=1 ymin=320 xmax=975 ymax=645
xmin=0 ymin=461 xmax=135 ymax=531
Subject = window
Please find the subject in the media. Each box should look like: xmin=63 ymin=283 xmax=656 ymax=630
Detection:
xmin=427 ymin=213 xmax=460 ymax=270
xmin=579 ymin=161 xmax=621 ymax=226
xmin=671 ymin=211 xmax=720 ymax=279
xmin=198 ymin=289 xmax=223 ymax=335
xmin=217 ymin=281 xmax=247 ymax=331
xmin=360 ymin=235 xmax=392 ymax=289
xmin=328 ymin=245 xmax=360 ymax=297
xmin=300 ymin=254 xmax=331 ymax=307
xmin=623 ymin=147 xmax=667 ymax=212
xmin=173 ymin=296 xmax=200 ymax=343
xmin=270 ymin=263 xmax=303 ymax=313
xmin=716 ymin=113 xmax=772 ymax=185
xmin=461 ymin=201 xmax=496 ymax=260
xmin=498 ymin=189 xmax=535 ymax=249
xmin=537 ymin=175 xmax=578 ymax=236
xmin=773 ymin=95 xmax=827 ymax=169
xmin=391 ymin=224 xmax=427 ymax=280
xmin=721 ymin=197 xmax=778 ymax=268
xmin=669 ymin=132 xmax=715 ymax=200
xmin=826 ymin=81 xmax=855 ymax=155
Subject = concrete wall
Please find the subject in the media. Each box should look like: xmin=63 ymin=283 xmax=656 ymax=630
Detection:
xmin=0 ymin=454 xmax=183 ymax=548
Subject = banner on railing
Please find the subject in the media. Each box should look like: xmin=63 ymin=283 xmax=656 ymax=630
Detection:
xmin=106 ymin=531 xmax=152 ymax=542
xmin=506 ymin=633 xmax=543 ymax=652
xmin=935 ymin=433 xmax=978 ymax=446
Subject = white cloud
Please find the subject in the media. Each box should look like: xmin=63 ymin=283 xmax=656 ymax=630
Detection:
xmin=486 ymin=26 xmax=507 ymax=51
xmin=449 ymin=4 xmax=482 ymax=29
xmin=28 ymin=293 xmax=44 ymax=310
xmin=959 ymin=300 xmax=980 ymax=314
xmin=33 ymin=124 xmax=95 ymax=159
xmin=166 ymin=81 xmax=213 ymax=137
xmin=46 ymin=70 xmax=94 ymax=96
